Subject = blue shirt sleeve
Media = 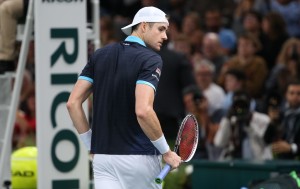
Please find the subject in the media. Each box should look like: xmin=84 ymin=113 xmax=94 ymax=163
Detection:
xmin=79 ymin=51 xmax=95 ymax=83
xmin=136 ymin=55 xmax=163 ymax=92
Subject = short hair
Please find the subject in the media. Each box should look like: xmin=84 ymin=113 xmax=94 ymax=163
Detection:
xmin=131 ymin=23 xmax=139 ymax=33
xmin=238 ymin=32 xmax=262 ymax=51
xmin=182 ymin=85 xmax=203 ymax=97
xmin=225 ymin=69 xmax=246 ymax=81
xmin=243 ymin=10 xmax=262 ymax=23
xmin=183 ymin=12 xmax=201 ymax=29
xmin=205 ymin=6 xmax=221 ymax=16
xmin=203 ymin=32 xmax=220 ymax=44
xmin=285 ymin=80 xmax=300 ymax=94
xmin=131 ymin=22 xmax=155 ymax=34
xmin=194 ymin=59 xmax=216 ymax=73
xmin=182 ymin=85 xmax=204 ymax=103
xmin=287 ymin=80 xmax=300 ymax=88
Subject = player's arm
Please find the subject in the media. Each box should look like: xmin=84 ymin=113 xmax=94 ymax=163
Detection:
xmin=67 ymin=79 xmax=92 ymax=149
xmin=135 ymin=84 xmax=163 ymax=140
xmin=135 ymin=84 xmax=181 ymax=168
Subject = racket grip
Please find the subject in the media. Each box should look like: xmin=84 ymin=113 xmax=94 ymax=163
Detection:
xmin=155 ymin=164 xmax=171 ymax=184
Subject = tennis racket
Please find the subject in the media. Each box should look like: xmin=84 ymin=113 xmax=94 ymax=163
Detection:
xmin=155 ymin=114 xmax=199 ymax=184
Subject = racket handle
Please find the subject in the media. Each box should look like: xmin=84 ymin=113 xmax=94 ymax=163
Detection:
xmin=155 ymin=164 xmax=171 ymax=184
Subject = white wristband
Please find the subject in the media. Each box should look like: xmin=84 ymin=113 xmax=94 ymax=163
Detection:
xmin=151 ymin=135 xmax=170 ymax=154
xmin=291 ymin=143 xmax=298 ymax=154
xmin=79 ymin=129 xmax=92 ymax=151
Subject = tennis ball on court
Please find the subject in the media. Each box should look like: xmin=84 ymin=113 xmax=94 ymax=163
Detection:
xmin=11 ymin=146 xmax=37 ymax=189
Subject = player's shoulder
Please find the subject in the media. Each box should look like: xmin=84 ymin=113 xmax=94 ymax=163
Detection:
xmin=138 ymin=46 xmax=162 ymax=61
xmin=89 ymin=42 xmax=122 ymax=60
xmin=139 ymin=50 xmax=162 ymax=66
xmin=94 ymin=42 xmax=119 ymax=53
xmin=124 ymin=42 xmax=162 ymax=62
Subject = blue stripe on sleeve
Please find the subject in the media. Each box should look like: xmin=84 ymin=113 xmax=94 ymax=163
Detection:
xmin=78 ymin=76 xmax=93 ymax=84
xmin=136 ymin=80 xmax=156 ymax=91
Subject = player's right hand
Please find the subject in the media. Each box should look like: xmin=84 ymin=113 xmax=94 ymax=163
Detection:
xmin=162 ymin=150 xmax=181 ymax=170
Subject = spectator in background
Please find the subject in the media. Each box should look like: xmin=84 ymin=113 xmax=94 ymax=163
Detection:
xmin=232 ymin=0 xmax=257 ymax=34
xmin=241 ymin=10 xmax=263 ymax=46
xmin=265 ymin=38 xmax=300 ymax=97
xmin=194 ymin=59 xmax=225 ymax=121
xmin=218 ymin=33 xmax=268 ymax=100
xmin=204 ymin=7 xmax=237 ymax=55
xmin=214 ymin=91 xmax=271 ymax=160
xmin=181 ymin=12 xmax=202 ymax=37
xmin=260 ymin=12 xmax=289 ymax=70
xmin=193 ymin=32 xmax=228 ymax=80
xmin=189 ymin=29 xmax=205 ymax=55
xmin=265 ymin=81 xmax=300 ymax=159
xmin=179 ymin=11 xmax=204 ymax=57
xmin=154 ymin=44 xmax=196 ymax=141
xmin=173 ymin=34 xmax=193 ymax=63
xmin=0 ymin=0 xmax=28 ymax=74
xmin=240 ymin=10 xmax=266 ymax=60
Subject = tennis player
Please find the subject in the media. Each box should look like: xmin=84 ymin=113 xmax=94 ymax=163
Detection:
xmin=67 ymin=6 xmax=181 ymax=189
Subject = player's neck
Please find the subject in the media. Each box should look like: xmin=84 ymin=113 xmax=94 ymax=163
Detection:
xmin=131 ymin=32 xmax=145 ymax=42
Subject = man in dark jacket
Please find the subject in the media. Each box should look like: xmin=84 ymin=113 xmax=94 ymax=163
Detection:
xmin=270 ymin=80 xmax=300 ymax=159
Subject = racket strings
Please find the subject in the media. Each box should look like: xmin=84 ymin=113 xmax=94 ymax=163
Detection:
xmin=178 ymin=116 xmax=198 ymax=161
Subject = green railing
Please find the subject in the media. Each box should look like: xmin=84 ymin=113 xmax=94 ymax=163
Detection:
xmin=191 ymin=159 xmax=300 ymax=189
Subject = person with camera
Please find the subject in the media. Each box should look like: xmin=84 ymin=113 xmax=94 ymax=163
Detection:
xmin=222 ymin=68 xmax=257 ymax=115
xmin=214 ymin=91 xmax=271 ymax=160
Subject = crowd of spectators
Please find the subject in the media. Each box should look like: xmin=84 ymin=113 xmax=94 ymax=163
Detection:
xmin=2 ymin=0 xmax=300 ymax=162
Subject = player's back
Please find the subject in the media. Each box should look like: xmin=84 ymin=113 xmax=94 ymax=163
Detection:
xmin=89 ymin=41 xmax=161 ymax=155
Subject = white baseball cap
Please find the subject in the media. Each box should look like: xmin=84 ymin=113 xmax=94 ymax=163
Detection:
xmin=121 ymin=6 xmax=169 ymax=35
